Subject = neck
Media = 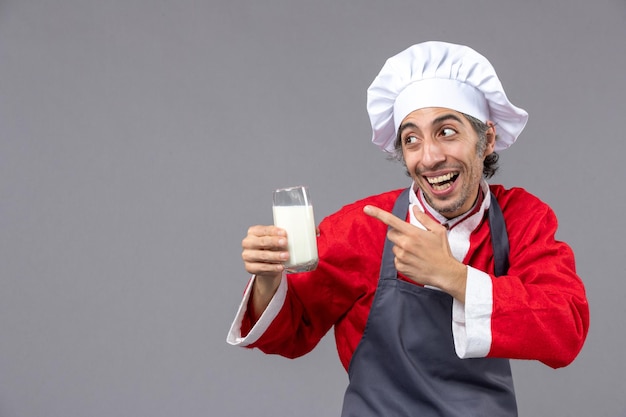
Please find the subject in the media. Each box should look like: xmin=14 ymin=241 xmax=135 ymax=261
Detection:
xmin=414 ymin=181 xmax=486 ymax=228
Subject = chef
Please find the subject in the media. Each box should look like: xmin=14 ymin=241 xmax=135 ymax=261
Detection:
xmin=227 ymin=41 xmax=589 ymax=416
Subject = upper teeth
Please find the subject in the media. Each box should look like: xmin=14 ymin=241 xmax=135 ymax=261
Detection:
xmin=427 ymin=173 xmax=456 ymax=184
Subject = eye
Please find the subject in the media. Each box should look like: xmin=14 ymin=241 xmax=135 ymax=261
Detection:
xmin=404 ymin=135 xmax=419 ymax=145
xmin=440 ymin=127 xmax=456 ymax=137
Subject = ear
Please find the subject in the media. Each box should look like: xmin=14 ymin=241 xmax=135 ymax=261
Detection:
xmin=483 ymin=121 xmax=497 ymax=156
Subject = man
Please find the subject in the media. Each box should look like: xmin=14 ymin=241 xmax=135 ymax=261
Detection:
xmin=227 ymin=41 xmax=589 ymax=416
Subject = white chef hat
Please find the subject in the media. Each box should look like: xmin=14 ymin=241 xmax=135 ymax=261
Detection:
xmin=367 ymin=41 xmax=528 ymax=153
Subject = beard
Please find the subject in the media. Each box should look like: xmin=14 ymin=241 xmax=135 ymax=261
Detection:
xmin=412 ymin=161 xmax=483 ymax=218
xmin=419 ymin=180 xmax=476 ymax=216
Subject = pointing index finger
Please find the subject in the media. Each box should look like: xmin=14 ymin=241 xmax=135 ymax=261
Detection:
xmin=363 ymin=205 xmax=409 ymax=231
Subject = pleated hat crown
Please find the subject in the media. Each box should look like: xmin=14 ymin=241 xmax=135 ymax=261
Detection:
xmin=367 ymin=41 xmax=529 ymax=153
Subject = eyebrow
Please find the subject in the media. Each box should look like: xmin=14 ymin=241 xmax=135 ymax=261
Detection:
xmin=432 ymin=113 xmax=464 ymax=126
xmin=398 ymin=122 xmax=419 ymax=138
xmin=398 ymin=113 xmax=465 ymax=137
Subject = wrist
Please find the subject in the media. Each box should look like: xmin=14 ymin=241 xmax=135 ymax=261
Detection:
xmin=250 ymin=273 xmax=283 ymax=322
xmin=254 ymin=273 xmax=282 ymax=297
xmin=442 ymin=263 xmax=468 ymax=303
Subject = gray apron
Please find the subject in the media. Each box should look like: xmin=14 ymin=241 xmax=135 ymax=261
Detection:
xmin=341 ymin=188 xmax=517 ymax=416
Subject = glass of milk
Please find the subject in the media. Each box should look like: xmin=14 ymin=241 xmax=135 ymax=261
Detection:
xmin=272 ymin=186 xmax=318 ymax=273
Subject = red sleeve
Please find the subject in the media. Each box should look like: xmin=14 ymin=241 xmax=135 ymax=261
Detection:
xmin=487 ymin=187 xmax=589 ymax=368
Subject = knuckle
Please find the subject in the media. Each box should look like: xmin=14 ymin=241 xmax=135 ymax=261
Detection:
xmin=259 ymin=236 xmax=272 ymax=250
xmin=265 ymin=235 xmax=277 ymax=247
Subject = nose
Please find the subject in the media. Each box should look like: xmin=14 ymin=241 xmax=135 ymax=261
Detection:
xmin=421 ymin=138 xmax=445 ymax=168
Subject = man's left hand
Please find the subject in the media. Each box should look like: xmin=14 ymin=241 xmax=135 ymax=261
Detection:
xmin=363 ymin=204 xmax=468 ymax=302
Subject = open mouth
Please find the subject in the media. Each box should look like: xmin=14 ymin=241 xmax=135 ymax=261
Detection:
xmin=425 ymin=172 xmax=459 ymax=191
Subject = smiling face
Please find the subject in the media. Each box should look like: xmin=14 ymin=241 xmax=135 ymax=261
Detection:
xmin=398 ymin=107 xmax=496 ymax=219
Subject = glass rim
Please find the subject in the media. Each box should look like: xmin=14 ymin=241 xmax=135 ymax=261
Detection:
xmin=273 ymin=185 xmax=308 ymax=193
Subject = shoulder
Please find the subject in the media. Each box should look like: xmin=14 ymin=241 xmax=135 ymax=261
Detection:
xmin=489 ymin=184 xmax=558 ymax=230
xmin=490 ymin=184 xmax=552 ymax=211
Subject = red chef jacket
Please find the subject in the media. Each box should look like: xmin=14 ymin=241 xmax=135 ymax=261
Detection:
xmin=227 ymin=183 xmax=589 ymax=371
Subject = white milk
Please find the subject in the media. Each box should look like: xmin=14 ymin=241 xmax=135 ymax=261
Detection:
xmin=272 ymin=205 xmax=318 ymax=271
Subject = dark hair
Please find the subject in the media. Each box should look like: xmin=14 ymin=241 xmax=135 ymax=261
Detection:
xmin=390 ymin=113 xmax=500 ymax=178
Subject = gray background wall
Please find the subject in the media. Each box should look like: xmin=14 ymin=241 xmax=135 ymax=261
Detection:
xmin=0 ymin=1 xmax=624 ymax=416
